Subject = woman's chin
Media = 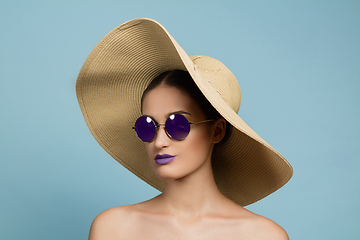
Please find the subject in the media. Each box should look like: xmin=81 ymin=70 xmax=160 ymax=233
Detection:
xmin=153 ymin=167 xmax=188 ymax=181
xmin=154 ymin=171 xmax=183 ymax=181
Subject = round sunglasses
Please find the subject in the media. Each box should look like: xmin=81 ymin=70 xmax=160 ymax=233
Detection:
xmin=133 ymin=114 xmax=214 ymax=142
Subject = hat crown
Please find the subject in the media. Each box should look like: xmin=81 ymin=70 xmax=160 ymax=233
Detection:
xmin=190 ymin=55 xmax=241 ymax=113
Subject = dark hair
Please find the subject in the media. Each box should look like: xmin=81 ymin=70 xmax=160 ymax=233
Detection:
xmin=141 ymin=70 xmax=230 ymax=142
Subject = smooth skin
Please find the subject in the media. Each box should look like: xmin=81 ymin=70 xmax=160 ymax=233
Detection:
xmin=88 ymin=84 xmax=289 ymax=240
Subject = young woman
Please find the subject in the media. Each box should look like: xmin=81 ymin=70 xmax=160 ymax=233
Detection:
xmin=76 ymin=18 xmax=293 ymax=240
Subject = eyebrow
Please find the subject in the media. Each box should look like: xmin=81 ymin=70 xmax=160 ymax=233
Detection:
xmin=143 ymin=110 xmax=191 ymax=123
xmin=167 ymin=110 xmax=191 ymax=117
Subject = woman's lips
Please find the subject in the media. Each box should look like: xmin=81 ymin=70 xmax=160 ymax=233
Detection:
xmin=155 ymin=154 xmax=176 ymax=164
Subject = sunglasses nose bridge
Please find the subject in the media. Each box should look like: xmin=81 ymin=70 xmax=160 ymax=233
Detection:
xmin=154 ymin=123 xmax=167 ymax=137
xmin=154 ymin=123 xmax=172 ymax=144
xmin=155 ymin=123 xmax=166 ymax=130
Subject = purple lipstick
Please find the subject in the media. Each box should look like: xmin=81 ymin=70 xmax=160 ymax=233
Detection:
xmin=155 ymin=154 xmax=176 ymax=165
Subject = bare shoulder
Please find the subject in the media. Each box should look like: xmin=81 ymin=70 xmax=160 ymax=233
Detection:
xmin=238 ymin=208 xmax=289 ymax=240
xmin=88 ymin=198 xmax=167 ymax=240
xmin=88 ymin=205 xmax=138 ymax=240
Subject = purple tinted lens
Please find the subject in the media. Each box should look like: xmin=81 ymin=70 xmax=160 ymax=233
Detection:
xmin=165 ymin=114 xmax=190 ymax=140
xmin=135 ymin=116 xmax=156 ymax=142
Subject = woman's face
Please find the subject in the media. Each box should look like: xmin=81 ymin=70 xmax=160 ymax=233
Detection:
xmin=141 ymin=84 xmax=216 ymax=180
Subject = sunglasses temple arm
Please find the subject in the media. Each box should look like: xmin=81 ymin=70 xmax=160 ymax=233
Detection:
xmin=191 ymin=119 xmax=216 ymax=125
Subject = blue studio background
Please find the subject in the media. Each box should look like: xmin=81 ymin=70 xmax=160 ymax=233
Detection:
xmin=1 ymin=1 xmax=359 ymax=239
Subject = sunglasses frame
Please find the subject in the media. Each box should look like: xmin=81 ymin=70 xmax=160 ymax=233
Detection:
xmin=132 ymin=114 xmax=215 ymax=142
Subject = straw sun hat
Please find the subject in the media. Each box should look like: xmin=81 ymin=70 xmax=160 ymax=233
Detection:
xmin=76 ymin=18 xmax=292 ymax=206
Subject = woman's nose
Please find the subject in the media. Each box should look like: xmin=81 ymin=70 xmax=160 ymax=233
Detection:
xmin=154 ymin=125 xmax=170 ymax=149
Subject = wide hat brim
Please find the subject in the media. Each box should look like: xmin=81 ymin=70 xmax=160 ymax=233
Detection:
xmin=76 ymin=18 xmax=293 ymax=206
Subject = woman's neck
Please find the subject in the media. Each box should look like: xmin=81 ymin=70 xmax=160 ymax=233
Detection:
xmin=158 ymin=159 xmax=227 ymax=218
